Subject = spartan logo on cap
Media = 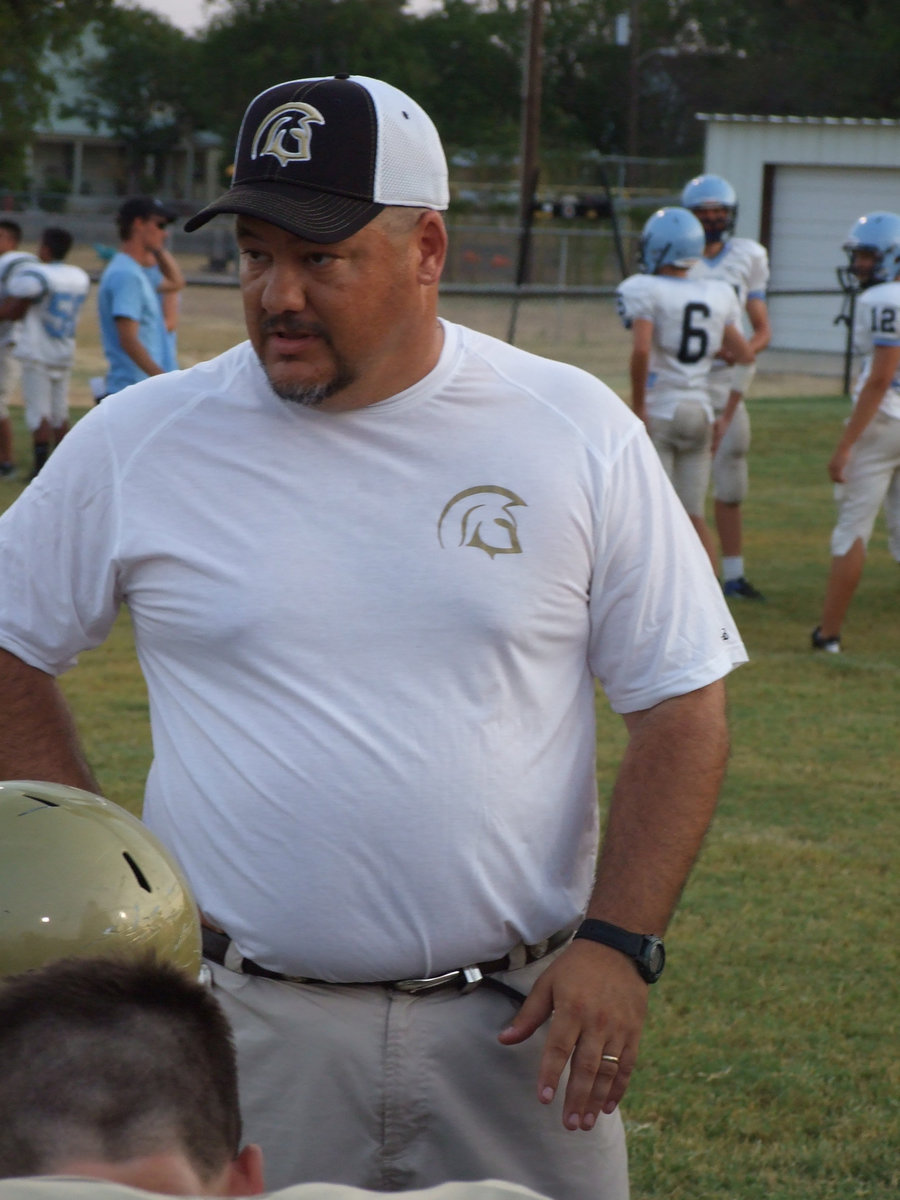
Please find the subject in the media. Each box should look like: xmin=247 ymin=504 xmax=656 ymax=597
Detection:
xmin=251 ymin=102 xmax=326 ymax=168
xmin=437 ymin=486 xmax=527 ymax=558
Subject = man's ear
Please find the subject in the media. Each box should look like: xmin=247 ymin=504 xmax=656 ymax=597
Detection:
xmin=225 ymin=1143 xmax=265 ymax=1196
xmin=415 ymin=210 xmax=448 ymax=287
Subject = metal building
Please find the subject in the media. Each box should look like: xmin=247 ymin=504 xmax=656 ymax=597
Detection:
xmin=699 ymin=113 xmax=900 ymax=356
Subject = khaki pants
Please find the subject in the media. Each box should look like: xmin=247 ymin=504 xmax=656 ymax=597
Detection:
xmin=209 ymin=951 xmax=629 ymax=1199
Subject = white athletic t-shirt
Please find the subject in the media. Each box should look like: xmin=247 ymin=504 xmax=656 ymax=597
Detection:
xmin=7 ymin=261 xmax=91 ymax=368
xmin=0 ymin=322 xmax=746 ymax=980
xmin=852 ymin=280 xmax=900 ymax=421
xmin=616 ymin=273 xmax=742 ymax=420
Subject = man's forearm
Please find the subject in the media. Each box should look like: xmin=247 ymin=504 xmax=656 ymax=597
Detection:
xmin=588 ymin=679 xmax=729 ymax=932
xmin=0 ymin=648 xmax=99 ymax=789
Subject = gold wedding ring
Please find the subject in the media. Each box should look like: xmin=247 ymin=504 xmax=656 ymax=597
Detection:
xmin=601 ymin=1053 xmax=620 ymax=1064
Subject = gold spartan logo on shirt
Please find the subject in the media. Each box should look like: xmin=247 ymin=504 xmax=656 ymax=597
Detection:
xmin=251 ymin=103 xmax=326 ymax=167
xmin=437 ymin=486 xmax=527 ymax=558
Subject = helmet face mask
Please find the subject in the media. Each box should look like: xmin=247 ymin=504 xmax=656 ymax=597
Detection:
xmin=0 ymin=781 xmax=202 ymax=978
xmin=839 ymin=212 xmax=900 ymax=292
xmin=640 ymin=207 xmax=705 ymax=274
xmin=681 ymin=174 xmax=737 ymax=245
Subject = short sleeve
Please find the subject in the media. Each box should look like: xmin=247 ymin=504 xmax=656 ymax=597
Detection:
xmin=0 ymin=408 xmax=122 ymax=675
xmin=864 ymin=296 xmax=900 ymax=347
xmin=6 ymin=266 xmax=46 ymax=299
xmin=616 ymin=276 xmax=654 ymax=328
xmin=746 ymin=244 xmax=769 ymax=297
xmin=588 ymin=425 xmax=746 ymax=712
xmin=109 ymin=270 xmax=150 ymax=322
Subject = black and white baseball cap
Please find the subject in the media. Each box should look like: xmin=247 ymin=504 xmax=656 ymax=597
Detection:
xmin=184 ymin=74 xmax=449 ymax=243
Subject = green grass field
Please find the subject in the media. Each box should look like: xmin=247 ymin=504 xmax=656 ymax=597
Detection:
xmin=0 ymin=292 xmax=897 ymax=1199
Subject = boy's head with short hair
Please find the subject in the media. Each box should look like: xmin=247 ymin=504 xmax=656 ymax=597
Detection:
xmin=0 ymin=955 xmax=262 ymax=1196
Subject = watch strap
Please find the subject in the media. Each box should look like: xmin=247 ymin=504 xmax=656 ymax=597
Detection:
xmin=574 ymin=918 xmax=665 ymax=983
xmin=574 ymin=919 xmax=645 ymax=956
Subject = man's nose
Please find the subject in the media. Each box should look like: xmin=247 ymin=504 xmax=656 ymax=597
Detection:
xmin=261 ymin=262 xmax=308 ymax=312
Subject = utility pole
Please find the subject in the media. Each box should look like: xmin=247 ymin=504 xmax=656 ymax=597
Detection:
xmin=507 ymin=0 xmax=544 ymax=344
xmin=626 ymin=0 xmax=641 ymax=179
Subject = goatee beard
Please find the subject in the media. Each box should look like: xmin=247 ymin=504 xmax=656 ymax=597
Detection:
xmin=255 ymin=316 xmax=354 ymax=407
xmin=267 ymin=376 xmax=344 ymax=408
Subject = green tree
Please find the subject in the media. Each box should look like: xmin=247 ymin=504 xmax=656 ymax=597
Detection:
xmin=194 ymin=0 xmax=414 ymax=160
xmin=0 ymin=0 xmax=114 ymax=191
xmin=409 ymin=0 xmax=523 ymax=154
xmin=62 ymin=6 xmax=197 ymax=192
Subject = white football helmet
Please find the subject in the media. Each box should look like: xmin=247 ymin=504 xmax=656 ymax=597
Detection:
xmin=840 ymin=211 xmax=900 ymax=289
xmin=639 ymin=208 xmax=705 ymax=274
xmin=0 ymin=780 xmax=202 ymax=978
xmin=681 ymin=174 xmax=738 ymax=244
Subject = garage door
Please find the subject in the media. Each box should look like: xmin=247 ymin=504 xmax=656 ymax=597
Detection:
xmin=768 ymin=165 xmax=900 ymax=352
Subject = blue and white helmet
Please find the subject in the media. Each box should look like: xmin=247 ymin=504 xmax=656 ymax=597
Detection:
xmin=639 ymin=207 xmax=705 ymax=274
xmin=681 ymin=174 xmax=738 ymax=243
xmin=841 ymin=211 xmax=900 ymax=288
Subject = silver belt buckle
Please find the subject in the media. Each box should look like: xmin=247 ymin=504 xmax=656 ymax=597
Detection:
xmin=393 ymin=966 xmax=484 ymax=995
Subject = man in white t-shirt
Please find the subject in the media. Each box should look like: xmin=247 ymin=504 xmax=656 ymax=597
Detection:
xmin=0 ymin=75 xmax=747 ymax=1200
xmin=2 ymin=228 xmax=90 ymax=478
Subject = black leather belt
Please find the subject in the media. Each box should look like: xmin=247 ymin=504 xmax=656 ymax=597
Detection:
xmin=201 ymin=924 xmax=573 ymax=996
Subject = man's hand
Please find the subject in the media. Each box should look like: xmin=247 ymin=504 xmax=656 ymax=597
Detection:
xmin=828 ymin=445 xmax=851 ymax=484
xmin=497 ymin=939 xmax=648 ymax=1130
xmin=712 ymin=414 xmax=730 ymax=454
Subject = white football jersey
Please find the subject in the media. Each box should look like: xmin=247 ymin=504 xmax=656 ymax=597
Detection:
xmin=852 ymin=280 xmax=900 ymax=421
xmin=687 ymin=236 xmax=769 ymax=307
xmin=0 ymin=250 xmax=37 ymax=347
xmin=616 ymin=272 xmax=743 ymax=420
xmin=7 ymin=260 xmax=90 ymax=368
xmin=685 ymin=237 xmax=768 ymax=403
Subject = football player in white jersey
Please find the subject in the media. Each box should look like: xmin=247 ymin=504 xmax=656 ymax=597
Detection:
xmin=683 ymin=174 xmax=771 ymax=599
xmin=617 ymin=207 xmax=755 ymax=569
xmin=812 ymin=211 xmax=900 ymax=652
xmin=3 ymin=227 xmax=90 ymax=478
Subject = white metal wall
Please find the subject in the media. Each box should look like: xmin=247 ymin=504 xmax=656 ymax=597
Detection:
xmin=769 ymin=164 xmax=900 ymax=352
xmin=700 ymin=116 xmax=900 ymax=352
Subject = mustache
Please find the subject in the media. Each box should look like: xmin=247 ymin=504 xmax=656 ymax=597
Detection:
xmin=261 ymin=314 xmax=331 ymax=342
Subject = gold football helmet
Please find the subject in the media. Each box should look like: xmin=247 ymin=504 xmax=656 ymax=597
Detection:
xmin=0 ymin=780 xmax=201 ymax=977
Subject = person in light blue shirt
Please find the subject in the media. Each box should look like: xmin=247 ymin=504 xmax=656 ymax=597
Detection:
xmin=97 ymin=196 xmax=182 ymax=396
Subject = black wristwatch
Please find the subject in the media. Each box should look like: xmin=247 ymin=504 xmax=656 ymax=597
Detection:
xmin=574 ymin=918 xmax=666 ymax=984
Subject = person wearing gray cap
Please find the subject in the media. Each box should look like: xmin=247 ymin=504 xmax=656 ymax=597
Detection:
xmin=96 ymin=196 xmax=183 ymax=396
xmin=0 ymin=75 xmax=746 ymax=1199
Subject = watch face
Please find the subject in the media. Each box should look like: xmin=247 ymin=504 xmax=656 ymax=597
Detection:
xmin=641 ymin=936 xmax=665 ymax=982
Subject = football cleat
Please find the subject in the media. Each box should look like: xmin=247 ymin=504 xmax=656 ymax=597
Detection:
xmin=723 ymin=576 xmax=765 ymax=601
xmin=811 ymin=626 xmax=841 ymax=653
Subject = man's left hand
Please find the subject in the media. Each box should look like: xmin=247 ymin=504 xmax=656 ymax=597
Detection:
xmin=497 ymin=939 xmax=648 ymax=1130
